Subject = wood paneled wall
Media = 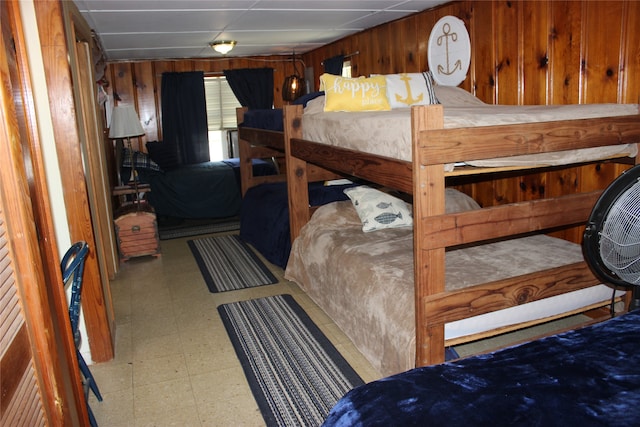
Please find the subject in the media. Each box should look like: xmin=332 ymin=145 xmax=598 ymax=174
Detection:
xmin=105 ymin=57 xmax=298 ymax=146
xmin=302 ymin=0 xmax=639 ymax=242
xmin=304 ymin=0 xmax=639 ymax=105
xmin=105 ymin=1 xmax=639 ymax=140
xmin=104 ymin=56 xmax=300 ymax=190
xmin=104 ymin=0 xmax=639 ymax=242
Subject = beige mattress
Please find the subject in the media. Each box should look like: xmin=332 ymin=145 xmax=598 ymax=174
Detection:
xmin=284 ymin=198 xmax=619 ymax=377
xmin=302 ymin=89 xmax=639 ymax=170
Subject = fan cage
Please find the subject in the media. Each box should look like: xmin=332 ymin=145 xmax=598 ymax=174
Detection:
xmin=599 ymin=180 xmax=640 ymax=284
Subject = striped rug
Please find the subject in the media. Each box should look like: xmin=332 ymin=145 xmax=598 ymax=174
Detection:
xmin=188 ymin=234 xmax=277 ymax=292
xmin=218 ymin=294 xmax=364 ymax=426
xmin=159 ymin=219 xmax=240 ymax=240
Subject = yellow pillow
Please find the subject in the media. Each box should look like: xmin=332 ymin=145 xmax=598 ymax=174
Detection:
xmin=320 ymin=74 xmax=391 ymax=112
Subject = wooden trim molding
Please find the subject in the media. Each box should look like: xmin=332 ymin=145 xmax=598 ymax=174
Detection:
xmin=34 ymin=0 xmax=114 ymax=362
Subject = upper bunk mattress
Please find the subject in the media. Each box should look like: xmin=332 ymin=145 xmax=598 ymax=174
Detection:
xmin=301 ymin=95 xmax=639 ymax=169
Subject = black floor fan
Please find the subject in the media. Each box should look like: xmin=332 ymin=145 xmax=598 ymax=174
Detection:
xmin=583 ymin=164 xmax=640 ymax=310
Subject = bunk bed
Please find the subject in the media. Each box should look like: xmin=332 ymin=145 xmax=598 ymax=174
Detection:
xmin=281 ymin=86 xmax=640 ymax=376
xmin=236 ymin=107 xmax=289 ymax=196
xmin=236 ymin=105 xmax=354 ymax=268
xmin=235 ymin=91 xmax=328 ymax=196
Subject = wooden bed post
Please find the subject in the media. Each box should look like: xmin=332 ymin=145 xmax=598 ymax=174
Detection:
xmin=284 ymin=105 xmax=310 ymax=243
xmin=236 ymin=107 xmax=253 ymax=196
xmin=412 ymin=105 xmax=446 ymax=366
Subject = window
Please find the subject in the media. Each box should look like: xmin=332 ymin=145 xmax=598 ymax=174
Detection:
xmin=342 ymin=60 xmax=352 ymax=78
xmin=204 ymin=76 xmax=241 ymax=160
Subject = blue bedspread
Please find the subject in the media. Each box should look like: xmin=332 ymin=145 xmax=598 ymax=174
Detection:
xmin=140 ymin=159 xmax=275 ymax=219
xmin=241 ymin=109 xmax=284 ymax=131
xmin=323 ymin=309 xmax=640 ymax=427
xmin=239 ymin=92 xmax=324 ymax=132
xmin=240 ymin=181 xmax=356 ymax=268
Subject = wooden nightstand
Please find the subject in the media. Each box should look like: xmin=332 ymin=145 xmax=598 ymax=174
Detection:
xmin=112 ymin=183 xmax=151 ymax=197
xmin=112 ymin=183 xmax=151 ymax=209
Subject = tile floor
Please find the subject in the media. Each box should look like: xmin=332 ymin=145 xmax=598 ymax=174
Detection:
xmin=87 ymin=230 xmax=591 ymax=426
xmin=88 ymin=232 xmax=382 ymax=427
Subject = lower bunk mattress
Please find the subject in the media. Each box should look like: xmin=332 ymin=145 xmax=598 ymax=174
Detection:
xmin=323 ymin=309 xmax=640 ymax=427
xmin=284 ymin=196 xmax=622 ymax=377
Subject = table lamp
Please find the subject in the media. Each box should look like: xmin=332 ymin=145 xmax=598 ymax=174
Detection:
xmin=109 ymin=105 xmax=145 ymax=206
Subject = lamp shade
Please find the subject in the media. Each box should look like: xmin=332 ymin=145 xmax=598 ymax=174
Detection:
xmin=109 ymin=105 xmax=144 ymax=139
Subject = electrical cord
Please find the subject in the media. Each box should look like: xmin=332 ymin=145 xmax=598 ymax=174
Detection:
xmin=610 ymin=286 xmax=617 ymax=318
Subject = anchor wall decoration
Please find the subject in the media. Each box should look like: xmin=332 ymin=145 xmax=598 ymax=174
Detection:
xmin=437 ymin=23 xmax=462 ymax=76
xmin=428 ymin=16 xmax=471 ymax=87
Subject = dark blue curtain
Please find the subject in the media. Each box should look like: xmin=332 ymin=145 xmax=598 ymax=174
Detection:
xmin=161 ymin=71 xmax=209 ymax=165
xmin=223 ymin=68 xmax=274 ymax=109
xmin=323 ymin=54 xmax=344 ymax=76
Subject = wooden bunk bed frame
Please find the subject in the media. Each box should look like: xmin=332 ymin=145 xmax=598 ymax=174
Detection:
xmin=282 ymin=103 xmax=640 ymax=367
xmin=236 ymin=107 xmax=340 ymax=196
xmin=236 ymin=107 xmax=287 ymax=196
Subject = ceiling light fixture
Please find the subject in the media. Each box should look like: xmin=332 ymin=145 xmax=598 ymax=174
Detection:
xmin=210 ymin=40 xmax=237 ymax=55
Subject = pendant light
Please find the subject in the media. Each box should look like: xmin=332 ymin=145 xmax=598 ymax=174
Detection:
xmin=282 ymin=52 xmax=304 ymax=101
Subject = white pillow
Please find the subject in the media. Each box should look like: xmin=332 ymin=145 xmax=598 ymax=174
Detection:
xmin=344 ymin=187 xmax=480 ymax=233
xmin=445 ymin=188 xmax=481 ymax=212
xmin=433 ymin=85 xmax=485 ymax=107
xmin=304 ymin=95 xmax=325 ymax=114
xmin=385 ymin=71 xmax=439 ymax=109
xmin=343 ymin=186 xmax=413 ymax=232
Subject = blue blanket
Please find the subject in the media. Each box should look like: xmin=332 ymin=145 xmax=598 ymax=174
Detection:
xmin=140 ymin=159 xmax=275 ymax=219
xmin=240 ymin=92 xmax=324 ymax=132
xmin=323 ymin=309 xmax=640 ymax=427
xmin=241 ymin=109 xmax=284 ymax=131
xmin=240 ymin=182 xmax=355 ymax=268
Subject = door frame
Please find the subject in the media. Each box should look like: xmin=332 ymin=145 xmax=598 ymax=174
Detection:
xmin=1 ymin=0 xmax=86 ymax=424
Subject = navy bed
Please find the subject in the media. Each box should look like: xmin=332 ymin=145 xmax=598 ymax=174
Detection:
xmin=239 ymin=92 xmax=324 ymax=133
xmin=323 ymin=309 xmax=640 ymax=427
xmin=137 ymin=158 xmax=275 ymax=219
xmin=240 ymin=181 xmax=356 ymax=269
xmin=241 ymin=108 xmax=284 ymax=131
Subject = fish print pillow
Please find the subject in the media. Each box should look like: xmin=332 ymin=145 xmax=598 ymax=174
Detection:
xmin=343 ymin=185 xmax=413 ymax=232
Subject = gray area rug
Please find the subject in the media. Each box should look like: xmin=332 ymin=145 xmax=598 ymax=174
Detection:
xmin=188 ymin=234 xmax=277 ymax=292
xmin=218 ymin=294 xmax=364 ymax=426
xmin=158 ymin=217 xmax=240 ymax=240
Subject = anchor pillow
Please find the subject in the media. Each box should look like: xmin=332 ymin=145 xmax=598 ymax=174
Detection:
xmin=384 ymin=72 xmax=440 ymax=109
xmin=343 ymin=185 xmax=413 ymax=232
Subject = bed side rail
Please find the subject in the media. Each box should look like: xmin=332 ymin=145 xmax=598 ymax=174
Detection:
xmin=424 ymin=261 xmax=600 ymax=327
xmin=416 ymin=108 xmax=640 ymax=165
